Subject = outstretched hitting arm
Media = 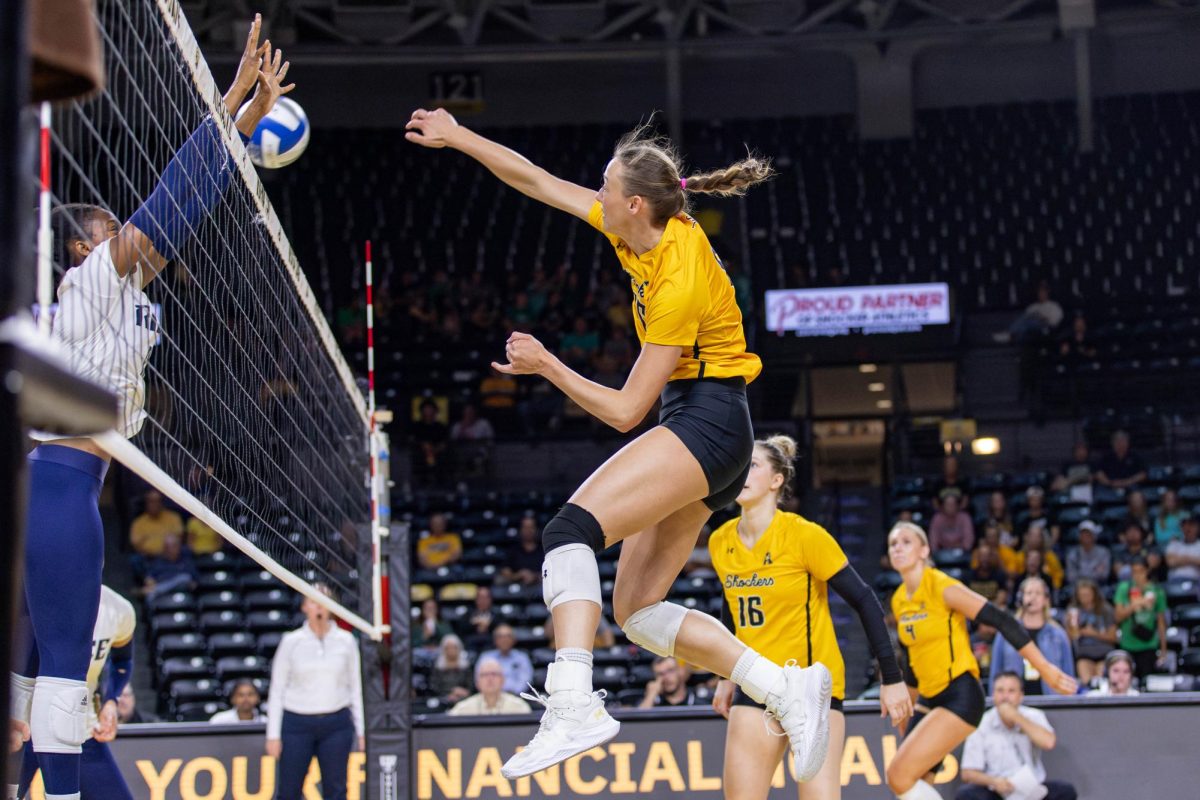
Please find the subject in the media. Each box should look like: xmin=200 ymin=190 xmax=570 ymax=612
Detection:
xmin=405 ymin=108 xmax=596 ymax=222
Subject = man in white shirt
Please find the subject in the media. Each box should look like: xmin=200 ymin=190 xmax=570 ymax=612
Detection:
xmin=1166 ymin=513 xmax=1200 ymax=581
xmin=478 ymin=625 xmax=534 ymax=695
xmin=209 ymin=680 xmax=267 ymax=724
xmin=447 ymin=658 xmax=532 ymax=716
xmin=1087 ymin=650 xmax=1140 ymax=697
xmin=957 ymin=671 xmax=1077 ymax=800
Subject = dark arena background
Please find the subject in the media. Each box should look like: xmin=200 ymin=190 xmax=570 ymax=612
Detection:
xmin=4 ymin=0 xmax=1200 ymax=798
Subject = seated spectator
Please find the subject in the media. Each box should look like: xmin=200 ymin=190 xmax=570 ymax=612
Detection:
xmin=967 ymin=542 xmax=1010 ymax=604
xmin=935 ymin=455 xmax=969 ymax=502
xmin=460 ymin=585 xmax=496 ymax=652
xmin=410 ymin=400 xmax=449 ymax=485
xmin=209 ymin=680 xmax=266 ymax=724
xmin=1019 ymin=525 xmax=1064 ymax=589
xmin=116 ymin=685 xmax=159 ymax=724
xmin=989 ymin=577 xmax=1075 ymax=696
xmin=447 ymin=657 xmax=532 ymax=716
xmin=982 ymin=491 xmax=1013 ymax=538
xmin=1113 ymin=556 xmax=1168 ymax=680
xmin=1023 ymin=486 xmax=1050 ymax=539
xmin=1154 ymin=489 xmax=1185 ymax=545
xmin=1087 ymin=650 xmax=1140 ymax=697
xmin=139 ymin=533 xmax=198 ymax=599
xmin=929 ymin=489 xmax=976 ymax=552
xmin=1019 ymin=549 xmax=1055 ymax=594
xmin=129 ymin=490 xmax=184 ymax=557
xmin=1166 ymin=512 xmax=1200 ymax=581
xmin=958 ymin=671 xmax=1077 ymax=800
xmin=1112 ymin=523 xmax=1162 ymax=583
xmin=416 ymin=513 xmax=463 ymax=571
xmin=504 ymin=291 xmax=538 ymax=331
xmin=1001 ymin=280 xmax=1063 ymax=344
xmin=1123 ymin=490 xmax=1152 ymax=540
xmin=1058 ymin=313 xmax=1097 ymax=361
xmin=1066 ymin=520 xmax=1111 ymax=586
xmin=1094 ymin=429 xmax=1147 ymax=489
xmin=1051 ymin=442 xmax=1094 ymax=496
xmin=185 ymin=515 xmax=222 ymax=555
xmin=450 ymin=404 xmax=494 ymax=442
xmin=1066 ymin=579 xmax=1117 ymax=685
xmin=450 ymin=404 xmax=494 ymax=476
xmin=973 ymin=522 xmax=1021 ymax=578
xmin=638 ymin=656 xmax=697 ymax=708
xmin=412 ymin=598 xmax=452 ymax=651
xmin=498 ymin=515 xmax=542 ymax=586
xmin=479 ymin=625 xmax=534 ymax=696
xmin=429 ymin=634 xmax=473 ymax=704
xmin=560 ymin=316 xmax=601 ymax=369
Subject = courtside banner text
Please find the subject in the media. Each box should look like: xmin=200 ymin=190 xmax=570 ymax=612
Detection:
xmin=30 ymin=696 xmax=1200 ymax=799
xmin=765 ymin=283 xmax=950 ymax=335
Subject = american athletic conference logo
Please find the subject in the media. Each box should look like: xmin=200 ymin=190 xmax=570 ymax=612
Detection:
xmin=379 ymin=753 xmax=399 ymax=800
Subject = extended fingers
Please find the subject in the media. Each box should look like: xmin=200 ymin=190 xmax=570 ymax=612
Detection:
xmin=276 ymin=59 xmax=290 ymax=82
xmin=243 ymin=14 xmax=262 ymax=55
xmin=490 ymin=361 xmax=515 ymax=374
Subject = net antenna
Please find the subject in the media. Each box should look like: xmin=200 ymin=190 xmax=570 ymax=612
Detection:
xmin=44 ymin=0 xmax=384 ymax=639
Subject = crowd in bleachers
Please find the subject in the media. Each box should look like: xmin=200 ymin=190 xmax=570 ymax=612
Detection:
xmin=879 ymin=431 xmax=1200 ymax=696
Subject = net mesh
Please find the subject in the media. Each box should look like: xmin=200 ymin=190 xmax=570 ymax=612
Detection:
xmin=44 ymin=0 xmax=373 ymax=627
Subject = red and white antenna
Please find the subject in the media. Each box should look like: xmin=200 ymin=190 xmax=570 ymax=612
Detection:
xmin=36 ymin=103 xmax=53 ymax=335
xmin=365 ymin=241 xmax=385 ymax=637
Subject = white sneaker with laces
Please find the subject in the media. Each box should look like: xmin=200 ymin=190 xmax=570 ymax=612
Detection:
xmin=500 ymin=686 xmax=620 ymax=779
xmin=764 ymin=661 xmax=833 ymax=782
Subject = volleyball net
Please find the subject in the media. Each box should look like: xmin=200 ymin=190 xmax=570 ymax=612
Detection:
xmin=41 ymin=0 xmax=385 ymax=638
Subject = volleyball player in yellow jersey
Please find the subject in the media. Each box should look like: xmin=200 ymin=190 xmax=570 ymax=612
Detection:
xmin=710 ymin=435 xmax=912 ymax=799
xmin=406 ymin=109 xmax=832 ymax=781
xmin=885 ymin=522 xmax=1077 ymax=800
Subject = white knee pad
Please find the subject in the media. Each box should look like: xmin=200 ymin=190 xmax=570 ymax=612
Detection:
xmin=622 ymin=601 xmax=689 ymax=657
xmin=542 ymin=544 xmax=602 ymax=611
xmin=30 ymin=677 xmax=88 ymax=755
xmin=10 ymin=673 xmax=34 ymax=725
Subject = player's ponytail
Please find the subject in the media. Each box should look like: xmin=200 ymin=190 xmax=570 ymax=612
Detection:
xmin=612 ymin=120 xmax=774 ymax=227
xmin=756 ymin=434 xmax=798 ymax=504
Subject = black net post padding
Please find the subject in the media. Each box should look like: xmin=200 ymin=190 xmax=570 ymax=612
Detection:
xmin=360 ymin=522 xmax=411 ymax=800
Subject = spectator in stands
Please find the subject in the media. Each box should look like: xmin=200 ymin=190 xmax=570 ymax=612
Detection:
xmin=1112 ymin=523 xmax=1162 ymax=583
xmin=1087 ymin=650 xmax=1139 ymax=697
xmin=499 ymin=515 xmax=543 ymax=586
xmin=116 ymin=685 xmax=158 ymax=724
xmin=411 ymin=399 xmax=449 ymax=485
xmin=1019 ymin=549 xmax=1055 ymax=595
xmin=416 ymin=513 xmax=463 ymax=571
xmin=505 ymin=291 xmax=538 ymax=331
xmin=185 ymin=515 xmax=222 ymax=555
xmin=129 ymin=489 xmax=183 ymax=557
xmin=967 ymin=542 xmax=1010 ymax=604
xmin=517 ymin=379 xmax=564 ymax=436
xmin=413 ymin=598 xmax=453 ymax=651
xmin=1052 ymin=442 xmax=1094 ymax=495
xmin=430 ymin=634 xmax=473 ymax=704
xmin=936 ymin=454 xmax=968 ymax=501
xmin=1066 ymin=520 xmax=1111 ymax=586
xmin=560 ymin=316 xmax=601 ymax=370
xmin=1113 ymin=556 xmax=1168 ymax=680
xmin=1166 ymin=512 xmax=1200 ymax=581
xmin=450 ymin=404 xmax=494 ymax=476
xmin=974 ymin=522 xmax=1021 ymax=579
xmin=1058 ymin=313 xmax=1097 ymax=360
xmin=137 ymin=533 xmax=198 ymax=599
xmin=210 ymin=680 xmax=266 ymax=724
xmin=1155 ymin=489 xmax=1185 ymax=545
xmin=1020 ymin=524 xmax=1064 ymax=589
xmin=638 ymin=656 xmax=697 ymax=708
xmin=479 ymin=625 xmax=533 ymax=696
xmin=989 ymin=577 xmax=1074 ymax=696
xmin=958 ymin=671 xmax=1077 ymax=800
xmin=929 ymin=488 xmax=975 ymax=552
xmin=266 ymin=584 xmax=365 ymax=799
xmin=982 ymin=491 xmax=1013 ymax=538
xmin=1023 ymin=487 xmax=1051 ymax=541
xmin=447 ymin=657 xmax=532 ymax=716
xmin=1094 ymin=430 xmax=1147 ymax=489
xmin=461 ymin=585 xmax=496 ymax=651
xmin=1002 ymin=280 xmax=1064 ymax=343
xmin=1123 ymin=490 xmax=1153 ymax=539
xmin=1066 ymin=579 xmax=1117 ymax=685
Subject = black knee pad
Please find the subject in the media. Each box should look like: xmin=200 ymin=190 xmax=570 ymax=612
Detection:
xmin=542 ymin=503 xmax=605 ymax=554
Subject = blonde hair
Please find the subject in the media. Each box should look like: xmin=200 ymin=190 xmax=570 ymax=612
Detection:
xmin=613 ymin=121 xmax=774 ymax=227
xmin=755 ymin=435 xmax=798 ymax=504
xmin=888 ymin=521 xmax=935 ymax=566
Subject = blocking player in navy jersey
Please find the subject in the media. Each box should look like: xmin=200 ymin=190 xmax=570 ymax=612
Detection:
xmin=9 ymin=18 xmax=292 ymax=800
xmin=11 ymin=587 xmax=136 ymax=800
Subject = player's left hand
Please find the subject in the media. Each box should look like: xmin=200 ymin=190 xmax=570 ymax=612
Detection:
xmin=1044 ymin=666 xmax=1078 ymax=696
xmin=492 ymin=332 xmax=550 ymax=375
xmin=93 ymin=700 xmax=119 ymax=743
xmin=9 ymin=718 xmax=29 ymax=753
xmin=878 ymin=681 xmax=913 ymax=729
xmin=235 ymin=41 xmax=296 ymax=137
xmin=223 ymin=13 xmax=269 ymax=112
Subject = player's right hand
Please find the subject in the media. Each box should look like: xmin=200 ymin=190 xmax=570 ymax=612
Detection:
xmin=712 ymin=679 xmax=735 ymax=719
xmin=266 ymin=738 xmax=282 ymax=758
xmin=1045 ymin=666 xmax=1078 ymax=696
xmin=879 ymin=681 xmax=913 ymax=729
xmin=9 ymin=719 xmax=29 ymax=753
xmin=93 ymin=700 xmax=119 ymax=743
xmin=405 ymin=108 xmax=460 ymax=149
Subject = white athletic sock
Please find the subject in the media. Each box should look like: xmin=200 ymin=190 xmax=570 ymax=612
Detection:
xmin=730 ymin=648 xmax=783 ymax=705
xmin=555 ymin=647 xmax=594 ymax=668
xmin=896 ymin=779 xmax=941 ymax=800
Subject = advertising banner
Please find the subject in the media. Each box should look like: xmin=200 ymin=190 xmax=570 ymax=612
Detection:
xmin=765 ymin=284 xmax=951 ymax=335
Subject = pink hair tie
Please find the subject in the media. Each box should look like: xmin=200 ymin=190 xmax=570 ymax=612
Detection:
xmin=680 ymin=178 xmax=687 ymax=190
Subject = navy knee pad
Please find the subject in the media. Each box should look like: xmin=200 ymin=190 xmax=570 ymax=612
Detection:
xmin=542 ymin=503 xmax=605 ymax=554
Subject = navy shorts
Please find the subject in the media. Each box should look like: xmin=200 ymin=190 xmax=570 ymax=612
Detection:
xmin=908 ymin=672 xmax=986 ymax=733
xmin=732 ymin=687 xmax=844 ymax=712
xmin=659 ymin=377 xmax=753 ymax=511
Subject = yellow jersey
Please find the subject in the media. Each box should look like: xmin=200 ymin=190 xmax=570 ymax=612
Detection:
xmin=891 ymin=567 xmax=979 ymax=698
xmin=709 ymin=510 xmax=848 ymax=700
xmin=587 ymin=202 xmax=761 ymax=383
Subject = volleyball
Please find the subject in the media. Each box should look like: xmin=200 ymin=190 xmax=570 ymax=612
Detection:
xmin=238 ymin=96 xmax=310 ymax=169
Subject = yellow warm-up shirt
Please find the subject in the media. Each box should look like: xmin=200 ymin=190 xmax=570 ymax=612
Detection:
xmin=587 ymin=202 xmax=761 ymax=383
xmin=709 ymin=510 xmax=848 ymax=700
xmin=891 ymin=567 xmax=980 ymax=698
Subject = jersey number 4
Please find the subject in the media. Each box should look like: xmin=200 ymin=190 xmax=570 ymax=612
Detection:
xmin=904 ymin=623 xmax=916 ymax=641
xmin=738 ymin=596 xmax=765 ymax=628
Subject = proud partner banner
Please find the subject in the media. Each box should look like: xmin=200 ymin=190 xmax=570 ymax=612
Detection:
xmin=764 ymin=283 xmax=951 ymax=335
xmin=22 ymin=695 xmax=1200 ymax=799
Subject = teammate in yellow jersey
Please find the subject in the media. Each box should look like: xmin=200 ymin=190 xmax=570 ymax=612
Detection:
xmin=709 ymin=435 xmax=912 ymax=799
xmin=885 ymin=523 xmax=1077 ymax=800
xmin=406 ymin=109 xmax=832 ymax=782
